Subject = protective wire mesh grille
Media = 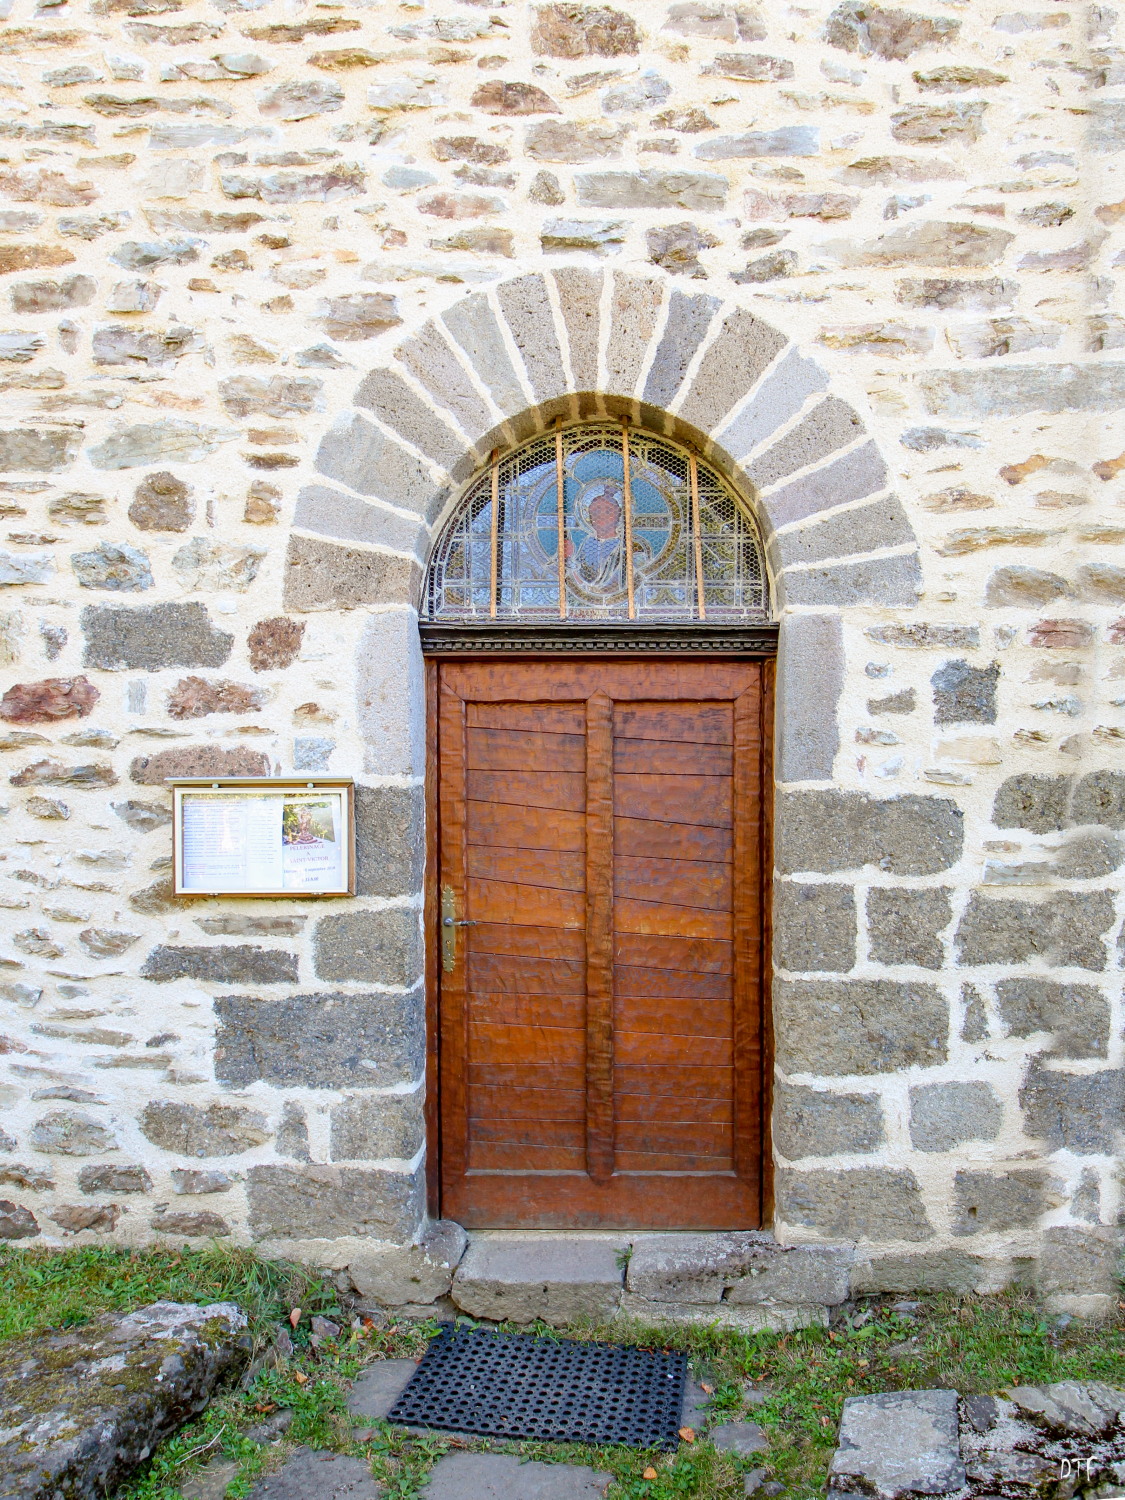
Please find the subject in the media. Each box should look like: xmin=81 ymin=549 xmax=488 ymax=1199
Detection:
xmin=387 ymin=1325 xmax=688 ymax=1450
xmin=424 ymin=423 xmax=768 ymax=622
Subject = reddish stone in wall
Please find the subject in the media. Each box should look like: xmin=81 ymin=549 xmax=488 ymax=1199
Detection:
xmin=248 ymin=616 xmax=304 ymax=672
xmin=167 ymin=676 xmax=263 ymax=720
xmin=0 ymin=675 xmax=98 ymax=724
xmin=129 ymin=746 xmax=270 ymax=785
xmin=1028 ymin=619 xmax=1095 ymax=649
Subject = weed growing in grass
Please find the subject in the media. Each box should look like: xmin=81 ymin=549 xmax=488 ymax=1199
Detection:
xmin=2 ymin=1247 xmax=1123 ymax=1500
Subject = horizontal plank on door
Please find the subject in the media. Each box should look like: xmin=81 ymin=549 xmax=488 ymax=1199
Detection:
xmin=616 ymin=1092 xmax=732 ymax=1126
xmin=467 ymin=769 xmax=585 ymax=814
xmin=615 ymin=1148 xmax=734 ymax=1173
xmin=614 ymin=963 xmax=731 ymax=1000
xmin=615 ymin=1030 xmax=732 ymax=1067
xmin=615 ymin=1063 xmax=733 ymax=1097
xmin=468 ymin=726 xmax=585 ymax=775
xmin=470 ymin=877 xmax=584 ymax=930
xmin=615 ymin=897 xmax=733 ymax=942
xmin=470 ymin=1084 xmax=584 ymax=1121
xmin=613 ymin=738 xmax=732 ymax=778
xmin=470 ymin=1062 xmax=586 ymax=1092
xmin=469 ymin=1142 xmax=586 ymax=1171
xmin=469 ymin=1021 xmax=585 ymax=1065
xmin=615 ymin=773 xmax=731 ymax=827
xmin=467 ymin=844 xmax=585 ymax=894
xmin=616 ymin=1122 xmax=734 ymax=1155
xmin=469 ymin=1118 xmax=585 ymax=1148
xmin=614 ymin=996 xmax=733 ymax=1038
xmin=614 ymin=815 xmax=732 ymax=864
xmin=470 ymin=922 xmax=585 ymax=961
xmin=471 ymin=994 xmax=586 ymax=1030
xmin=614 ymin=704 xmax=733 ymax=745
xmin=447 ymin=662 xmax=756 ymax=705
xmin=614 ymin=855 xmax=731 ymax=912
xmin=614 ymin=932 xmax=732 ymax=976
xmin=468 ymin=802 xmax=585 ymax=854
xmin=444 ymin=1171 xmax=761 ymax=1232
xmin=468 ymin=700 xmax=586 ymax=736
xmin=468 ymin=952 xmax=585 ymax=996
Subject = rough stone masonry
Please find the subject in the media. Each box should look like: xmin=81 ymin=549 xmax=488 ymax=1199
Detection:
xmin=0 ymin=0 xmax=1120 ymax=1316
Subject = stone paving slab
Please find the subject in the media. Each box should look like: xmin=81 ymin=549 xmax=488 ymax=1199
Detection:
xmin=247 ymin=1449 xmax=383 ymax=1499
xmin=348 ymin=1359 xmax=418 ymax=1422
xmin=419 ymin=1452 xmax=612 ymax=1498
xmin=452 ymin=1237 xmax=625 ymax=1326
xmin=829 ymin=1389 xmax=965 ymax=1498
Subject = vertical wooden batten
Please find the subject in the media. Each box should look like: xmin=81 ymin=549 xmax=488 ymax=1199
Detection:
xmin=584 ymin=690 xmax=615 ymax=1183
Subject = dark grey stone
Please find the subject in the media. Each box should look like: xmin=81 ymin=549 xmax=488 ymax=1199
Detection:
xmin=996 ymin=978 xmax=1109 ymax=1059
xmin=992 ymin=773 xmax=1072 ymax=833
xmin=642 ymin=288 xmax=720 ymax=408
xmin=774 ymin=882 xmax=856 ymax=971
xmin=1038 ymin=1226 xmax=1124 ymax=1300
xmin=444 ymin=292 xmax=526 ymax=415
xmin=776 ymin=613 xmax=842 ymax=783
xmin=276 ymin=1102 xmax=309 ymax=1162
xmin=313 ymin=415 xmax=440 ymax=520
xmin=330 ymin=1092 xmax=424 ymax=1161
xmin=710 ymin=1422 xmax=767 ymax=1455
xmin=849 ymin=1250 xmax=999 ymax=1297
xmin=81 ymin=602 xmax=232 ymax=671
xmin=0 ymin=1201 xmax=38 ymax=1239
xmin=675 ymin=307 xmax=788 ymax=435
xmin=112 ymin=800 xmax=172 ymax=833
xmin=421 ymin=1453 xmax=611 ymax=1499
xmin=347 ymin=1359 xmax=416 ymax=1419
xmin=830 ymin=1389 xmax=965 ymax=1496
xmin=246 ymin=1163 xmax=424 ymax=1241
xmin=1073 ymin=770 xmax=1125 ymax=829
xmin=140 ymin=945 xmax=297 ymax=985
xmin=77 ymin=1163 xmax=152 ymax=1193
xmin=769 ymin=496 xmax=914 ymax=572
xmin=919 ymin=363 xmax=1125 ymax=418
xmin=245 ymin=1449 xmax=383 ymax=1500
xmin=775 ymin=979 xmax=948 ymax=1075
xmin=760 ymin=441 xmax=888 ymax=529
xmin=214 ymin=991 xmax=424 ymax=1088
xmin=747 ymin=397 xmax=865 ymax=491
xmin=355 ymin=788 xmax=421 ymax=900
xmin=354 ymin=368 xmax=464 ymax=474
xmin=951 ymin=1169 xmax=1046 ymax=1236
xmin=1020 ymin=1060 xmax=1124 ymax=1153
xmin=866 ymin=887 xmax=951 ymax=969
xmin=777 ymin=790 xmax=963 ymax=875
xmin=0 ymin=1302 xmax=249 ymax=1500
xmin=931 ymin=658 xmax=999 ymax=725
xmin=955 ymin=892 xmax=1114 ymax=971
xmin=773 ymin=1081 xmax=883 ymax=1158
xmin=140 ymin=1101 xmax=271 ymax=1156
xmin=283 ymin=534 xmax=421 ymax=613
xmin=313 ymin=909 xmax=422 ymax=987
xmin=1054 ymin=830 xmax=1124 ymax=879
xmin=496 ymin=273 xmax=566 ymax=404
xmin=777 ymin=1167 xmax=932 ymax=1241
xmin=780 ymin=551 xmax=922 ymax=608
xmin=625 ymin=1229 xmax=850 ymax=1305
xmin=292 ymin=485 xmax=426 ymax=560
xmin=909 ymin=1082 xmax=1001 ymax=1153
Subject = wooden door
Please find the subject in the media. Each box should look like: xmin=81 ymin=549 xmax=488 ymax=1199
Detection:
xmin=432 ymin=657 xmax=769 ymax=1230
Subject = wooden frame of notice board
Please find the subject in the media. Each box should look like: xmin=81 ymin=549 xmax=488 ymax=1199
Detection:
xmin=169 ymin=778 xmax=356 ymax=898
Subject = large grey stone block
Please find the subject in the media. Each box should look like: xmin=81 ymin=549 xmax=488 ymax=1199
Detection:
xmin=354 ymin=368 xmax=465 ymax=474
xmin=776 ymin=613 xmax=843 ymax=783
xmin=247 ymin=1163 xmax=424 ymax=1241
xmin=760 ymin=441 xmax=888 ymax=530
xmin=777 ymin=1167 xmax=933 ymax=1241
xmin=451 ymin=1235 xmax=625 ymax=1325
xmin=768 ymin=496 xmax=914 ymax=572
xmin=214 ymin=990 xmax=425 ymax=1088
xmin=829 ymin=1389 xmax=965 ymax=1498
xmin=627 ymin=1232 xmax=852 ymax=1308
xmin=421 ymin=1453 xmax=611 ymax=1499
xmin=748 ymin=397 xmax=865 ymax=491
xmin=355 ymin=783 xmax=424 ymax=898
xmin=395 ymin=324 xmax=492 ymax=440
xmin=444 ymin=293 xmax=527 ymax=416
xmin=283 ymin=533 xmax=421 ymax=613
xmin=246 ymin=1449 xmax=382 ymax=1499
xmin=867 ymin=887 xmax=952 ymax=969
xmin=330 ymin=1091 xmax=424 ymax=1161
xmin=1020 ymin=1061 xmax=1124 ymax=1154
xmin=140 ymin=1101 xmax=271 ymax=1156
xmin=617 ymin=1295 xmax=825 ymax=1332
xmin=775 ymin=979 xmax=947 ymax=1075
xmin=1038 ymin=1226 xmax=1124 ymax=1301
xmin=720 ymin=347 xmax=830 ymax=463
xmin=675 ymin=307 xmax=787 ymax=435
xmin=349 ymin=1219 xmax=468 ymax=1306
xmin=496 ymin=274 xmax=565 ymax=404
xmin=293 ymin=485 xmax=428 ymax=559
xmin=348 ymin=1359 xmax=417 ymax=1420
xmin=850 ymin=1250 xmax=1000 ymax=1297
xmin=81 ymin=601 xmax=232 ymax=671
xmin=774 ymin=882 xmax=855 ymax=971
xmin=314 ymin=909 xmax=423 ymax=987
xmin=642 ymin=288 xmax=720 ymax=408
xmin=952 ymin=1169 xmax=1047 ymax=1236
xmin=141 ymin=945 xmax=297 ymax=985
xmin=604 ymin=272 xmax=664 ymax=396
xmin=955 ymin=892 xmax=1114 ymax=971
xmin=919 ymin=363 xmax=1125 ymax=418
xmin=551 ymin=266 xmax=601 ymax=391
xmin=773 ymin=1081 xmax=884 ymax=1158
xmin=932 ymin=658 xmax=999 ymax=725
xmin=991 ymin=773 xmax=1072 ymax=833
xmin=780 ymin=551 xmax=922 ymax=609
xmin=996 ymin=978 xmax=1109 ymax=1059
xmin=909 ymin=1081 xmax=1001 ymax=1153
xmin=777 ymin=791 xmax=964 ymax=874
xmin=1073 ymin=770 xmax=1125 ymax=829
xmin=357 ymin=611 xmax=425 ymax=779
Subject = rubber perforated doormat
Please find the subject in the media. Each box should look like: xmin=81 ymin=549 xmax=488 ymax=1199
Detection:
xmin=387 ymin=1325 xmax=688 ymax=1450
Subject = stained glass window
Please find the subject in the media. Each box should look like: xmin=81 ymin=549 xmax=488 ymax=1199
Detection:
xmin=423 ymin=424 xmax=769 ymax=622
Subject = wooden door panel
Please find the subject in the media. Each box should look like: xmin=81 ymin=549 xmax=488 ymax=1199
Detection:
xmin=437 ymin=657 xmax=767 ymax=1230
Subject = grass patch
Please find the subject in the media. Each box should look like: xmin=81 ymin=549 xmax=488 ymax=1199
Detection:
xmin=2 ymin=1246 xmax=1124 ymax=1498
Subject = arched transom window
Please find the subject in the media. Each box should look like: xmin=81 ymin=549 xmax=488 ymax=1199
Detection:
xmin=424 ymin=424 xmax=768 ymax=623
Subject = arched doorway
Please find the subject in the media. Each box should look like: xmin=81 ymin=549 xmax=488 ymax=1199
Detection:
xmin=420 ymin=421 xmax=776 ymax=1230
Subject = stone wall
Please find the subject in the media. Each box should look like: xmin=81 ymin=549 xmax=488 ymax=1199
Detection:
xmin=0 ymin=0 xmax=1120 ymax=1309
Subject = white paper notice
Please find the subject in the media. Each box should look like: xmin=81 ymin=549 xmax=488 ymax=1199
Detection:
xmin=181 ymin=794 xmax=282 ymax=893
